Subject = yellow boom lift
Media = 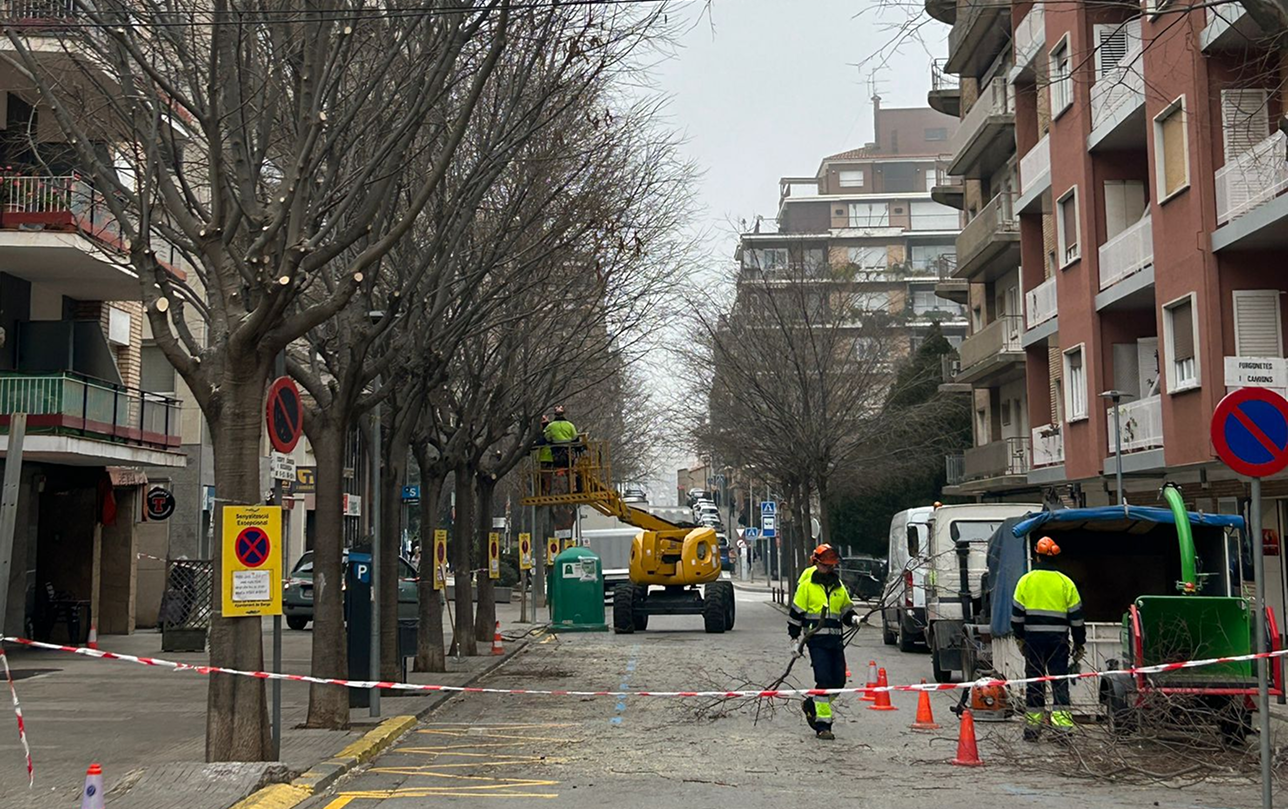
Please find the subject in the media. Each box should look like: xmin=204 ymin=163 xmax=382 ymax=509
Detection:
xmin=522 ymin=437 xmax=735 ymax=633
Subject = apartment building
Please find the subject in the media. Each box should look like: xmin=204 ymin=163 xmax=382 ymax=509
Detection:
xmin=735 ymin=99 xmax=968 ymax=359
xmin=932 ymin=0 xmax=1288 ymax=616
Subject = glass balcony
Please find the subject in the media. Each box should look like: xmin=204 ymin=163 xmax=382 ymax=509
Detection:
xmin=1098 ymin=213 xmax=1153 ymax=291
xmin=1013 ymin=3 xmax=1045 ymax=72
xmin=1018 ymin=133 xmax=1050 ymax=205
xmin=1106 ymin=394 xmax=1163 ymax=453
xmin=1216 ymin=131 xmax=1288 ymax=226
xmin=1031 ymin=425 xmax=1064 ymax=468
xmin=1025 ymin=275 xmax=1058 ymax=329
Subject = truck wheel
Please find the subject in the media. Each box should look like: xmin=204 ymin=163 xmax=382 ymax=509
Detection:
xmin=897 ymin=619 xmax=918 ymax=653
xmin=881 ymin=617 xmax=897 ymax=646
xmin=1217 ymin=705 xmax=1252 ymax=746
xmin=613 ymin=583 xmax=636 ymax=634
xmin=703 ymin=582 xmax=732 ymax=633
xmin=931 ymin=646 xmax=953 ymax=684
xmin=286 ymin=616 xmax=309 ymax=631
xmin=631 ymin=585 xmax=649 ymax=632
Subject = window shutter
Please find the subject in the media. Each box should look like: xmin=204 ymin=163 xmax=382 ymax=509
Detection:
xmin=1095 ymin=23 xmax=1129 ymax=78
xmin=1233 ymin=290 xmax=1283 ymax=357
xmin=1221 ymin=89 xmax=1269 ymax=162
xmin=1061 ymin=194 xmax=1078 ymax=254
xmin=1162 ymin=108 xmax=1187 ymax=197
xmin=1171 ymin=299 xmax=1195 ymax=361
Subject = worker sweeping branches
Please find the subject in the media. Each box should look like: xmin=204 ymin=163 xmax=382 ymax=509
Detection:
xmin=788 ymin=544 xmax=860 ymax=740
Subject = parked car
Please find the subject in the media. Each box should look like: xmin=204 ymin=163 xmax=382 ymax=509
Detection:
xmin=622 ymin=486 xmax=648 ymax=503
xmin=839 ymin=554 xmax=887 ymax=602
xmin=686 ymin=489 xmax=710 ymax=506
xmin=283 ymin=550 xmax=419 ymax=630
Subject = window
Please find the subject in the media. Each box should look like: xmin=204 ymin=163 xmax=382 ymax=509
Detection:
xmin=1163 ymin=294 xmax=1199 ymax=392
xmin=1049 ymin=36 xmax=1072 ymax=117
xmin=1232 ymin=290 xmax=1283 ymax=357
xmin=855 ymin=291 xmax=891 ymax=312
xmin=1001 ymin=400 xmax=1012 ymax=427
xmin=1221 ymin=89 xmax=1270 ymax=163
xmin=1103 ymin=180 xmax=1146 ymax=241
xmin=908 ymin=243 xmax=956 ymax=271
xmin=975 ymin=408 xmax=989 ymax=444
xmin=141 ymin=344 xmax=175 ymax=394
xmin=848 ymin=202 xmax=890 ymax=228
xmin=838 ymin=169 xmax=864 ymax=188
xmin=1063 ymin=345 xmax=1087 ymax=421
xmin=1154 ymin=97 xmax=1189 ymax=201
xmin=1056 ymin=187 xmax=1079 ymax=265
xmin=909 ymin=201 xmax=959 ymax=231
xmin=846 ymin=246 xmax=887 ymax=269
xmin=1093 ymin=20 xmax=1140 ymax=80
xmin=925 ymin=127 xmax=948 ymax=141
xmin=925 ymin=169 xmax=937 ymax=192
xmin=743 ymin=248 xmax=787 ymax=270
xmin=794 ymin=247 xmax=826 ymax=273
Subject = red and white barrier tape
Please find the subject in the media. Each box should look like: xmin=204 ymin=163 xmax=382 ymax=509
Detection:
xmin=0 ymin=646 xmax=32 ymax=787
xmin=3 ymin=635 xmax=1287 ymax=699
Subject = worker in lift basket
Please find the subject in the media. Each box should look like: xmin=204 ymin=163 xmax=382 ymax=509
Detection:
xmin=544 ymin=406 xmax=579 ymax=476
xmin=788 ymin=543 xmax=860 ymax=740
xmin=1011 ymin=536 xmax=1086 ymax=742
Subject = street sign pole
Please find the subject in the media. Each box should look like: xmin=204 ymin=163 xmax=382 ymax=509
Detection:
xmin=1251 ymin=476 xmax=1272 ymax=809
xmin=271 ymin=355 xmax=284 ymax=759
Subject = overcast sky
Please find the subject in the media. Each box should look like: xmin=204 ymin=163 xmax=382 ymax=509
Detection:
xmin=640 ymin=1 xmax=949 ymax=505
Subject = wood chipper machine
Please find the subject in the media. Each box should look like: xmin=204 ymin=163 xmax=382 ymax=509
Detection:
xmin=991 ymin=485 xmax=1283 ymax=741
xmin=522 ymin=436 xmax=734 ymax=634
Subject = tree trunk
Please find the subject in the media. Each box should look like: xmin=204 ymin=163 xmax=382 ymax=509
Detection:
xmin=452 ymin=467 xmax=478 ymax=656
xmin=379 ymin=445 xmax=406 ymax=679
xmin=303 ymin=420 xmax=350 ymax=729
xmin=206 ymin=372 xmax=272 ymax=762
xmin=413 ymin=468 xmax=446 ymax=672
xmin=816 ymin=475 xmax=831 ymax=546
xmin=474 ymin=474 xmax=497 ymax=646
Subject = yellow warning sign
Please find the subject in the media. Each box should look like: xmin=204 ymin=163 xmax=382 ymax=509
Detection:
xmin=488 ymin=532 xmax=501 ymax=580
xmin=518 ymin=533 xmax=533 ymax=570
xmin=563 ymin=538 xmax=577 ymax=551
xmin=546 ymin=537 xmax=559 ymax=567
xmin=222 ymin=505 xmax=282 ymax=617
xmin=433 ymin=529 xmax=448 ymax=591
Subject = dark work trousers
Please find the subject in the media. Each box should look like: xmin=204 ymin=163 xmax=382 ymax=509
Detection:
xmin=805 ymin=641 xmax=847 ymax=730
xmin=1022 ymin=633 xmax=1071 ymax=713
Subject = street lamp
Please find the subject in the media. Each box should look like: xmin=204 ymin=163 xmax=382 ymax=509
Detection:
xmin=1099 ymin=390 xmax=1135 ymax=506
xmin=368 ymin=310 xmax=385 ymax=717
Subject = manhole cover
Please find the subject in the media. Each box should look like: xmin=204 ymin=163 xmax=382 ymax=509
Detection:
xmin=7 ymin=668 xmax=59 ymax=681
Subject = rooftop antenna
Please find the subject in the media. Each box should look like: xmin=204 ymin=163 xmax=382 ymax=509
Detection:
xmin=867 ymin=71 xmax=887 ymax=142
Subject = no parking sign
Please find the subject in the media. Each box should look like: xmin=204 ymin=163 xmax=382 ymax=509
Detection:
xmin=222 ymin=505 xmax=282 ymax=617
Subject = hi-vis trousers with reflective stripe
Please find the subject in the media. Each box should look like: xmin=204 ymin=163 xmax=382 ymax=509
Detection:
xmin=805 ymin=643 xmax=846 ymax=730
xmin=1023 ymin=633 xmax=1073 ymax=728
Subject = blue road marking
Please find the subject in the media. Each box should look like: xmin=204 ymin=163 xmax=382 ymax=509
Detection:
xmin=611 ymin=644 xmax=640 ymax=726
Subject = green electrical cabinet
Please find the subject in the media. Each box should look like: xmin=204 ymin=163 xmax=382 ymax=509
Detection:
xmin=548 ymin=547 xmax=608 ymax=632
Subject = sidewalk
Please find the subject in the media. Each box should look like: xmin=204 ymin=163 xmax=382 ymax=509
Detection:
xmin=0 ymin=600 xmax=541 ymax=809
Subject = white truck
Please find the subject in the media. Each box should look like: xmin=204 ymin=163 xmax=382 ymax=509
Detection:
xmin=879 ymin=506 xmax=934 ymax=652
xmin=922 ymin=502 xmax=1039 ymax=683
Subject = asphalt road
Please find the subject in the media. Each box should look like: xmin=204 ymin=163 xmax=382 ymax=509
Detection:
xmin=303 ymin=589 xmax=1266 ymax=808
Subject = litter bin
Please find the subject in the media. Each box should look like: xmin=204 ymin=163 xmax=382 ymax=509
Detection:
xmin=548 ymin=547 xmax=607 ymax=632
xmin=397 ymin=619 xmax=418 ymax=683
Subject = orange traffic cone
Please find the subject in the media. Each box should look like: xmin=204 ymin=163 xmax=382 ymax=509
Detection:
xmin=81 ymin=763 xmax=105 ymax=809
xmin=860 ymin=660 xmax=878 ymax=701
xmin=910 ymin=680 xmax=940 ymax=731
xmin=950 ymin=709 xmax=984 ymax=767
xmin=86 ymin=624 xmax=97 ymax=651
xmin=491 ymin=622 xmax=504 ymax=656
xmin=867 ymin=667 xmax=897 ymax=711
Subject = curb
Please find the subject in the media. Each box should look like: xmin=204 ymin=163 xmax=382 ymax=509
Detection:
xmin=229 ymin=634 xmax=536 ymax=809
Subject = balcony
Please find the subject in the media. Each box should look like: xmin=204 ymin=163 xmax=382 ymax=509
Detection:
xmin=955 ymin=193 xmax=1019 ymax=281
xmin=939 ymin=354 xmax=971 ymax=394
xmin=947 ymin=77 xmax=1014 ymax=179
xmin=1016 ymin=133 xmax=1051 ymax=213
xmin=933 ymin=253 xmax=968 ymax=304
xmin=956 ymin=314 xmax=1024 ymax=384
xmin=1013 ymin=4 xmax=1046 ymax=77
xmin=945 ymin=0 xmax=1011 ymax=77
xmin=1212 ymin=133 xmax=1288 ymax=252
xmin=945 ymin=452 xmax=965 ymax=486
xmin=1102 ymin=394 xmax=1164 ymax=463
xmin=1202 ymin=3 xmax=1263 ymax=52
xmin=1 ymin=0 xmax=77 ymax=30
xmin=930 ymin=170 xmax=965 ymax=210
xmin=0 ymin=371 xmax=183 ymax=467
xmin=1088 ymin=37 xmax=1145 ymax=152
xmin=964 ymin=436 xmax=1031 ymax=481
xmin=1025 ymin=275 xmax=1057 ymax=329
xmin=0 ymin=174 xmax=185 ymax=301
xmin=1031 ymin=425 xmax=1064 ymax=468
xmin=1098 ymin=214 xmax=1153 ymax=290
xmin=928 ymin=58 xmax=960 ymax=117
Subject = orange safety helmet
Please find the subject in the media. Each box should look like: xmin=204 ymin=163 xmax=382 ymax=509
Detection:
xmin=811 ymin=543 xmax=841 ymax=565
xmin=1035 ymin=536 xmax=1061 ymax=557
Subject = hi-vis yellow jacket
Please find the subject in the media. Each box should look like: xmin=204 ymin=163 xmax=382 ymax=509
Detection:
xmin=788 ymin=566 xmax=858 ymax=647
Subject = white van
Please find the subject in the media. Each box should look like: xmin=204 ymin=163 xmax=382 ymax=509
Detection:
xmin=880 ymin=506 xmax=934 ymax=652
xmin=923 ymin=502 xmax=1039 ymax=682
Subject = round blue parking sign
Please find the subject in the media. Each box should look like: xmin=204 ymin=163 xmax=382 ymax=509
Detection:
xmin=1211 ymin=387 xmax=1288 ymax=478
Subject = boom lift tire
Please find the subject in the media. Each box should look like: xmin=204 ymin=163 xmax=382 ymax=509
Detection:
xmin=703 ymin=581 xmax=733 ymax=633
xmin=613 ymin=583 xmax=637 ymax=634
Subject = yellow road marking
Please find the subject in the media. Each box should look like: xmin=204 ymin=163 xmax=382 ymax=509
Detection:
xmin=322 ymin=798 xmax=355 ymax=809
xmin=341 ymin=789 xmax=557 ymax=800
xmin=415 ymin=729 xmax=577 ymax=742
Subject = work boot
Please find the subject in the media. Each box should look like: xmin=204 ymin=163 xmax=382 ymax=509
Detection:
xmin=801 ymin=699 xmax=818 ymax=732
xmin=1022 ymin=726 xmax=1041 ymax=743
xmin=816 ymin=728 xmax=835 ymax=740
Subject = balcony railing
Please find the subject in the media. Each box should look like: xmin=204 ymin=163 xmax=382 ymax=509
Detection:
xmin=934 ymin=253 xmax=959 ymax=279
xmin=0 ymin=371 xmax=181 ymax=450
xmin=945 ymin=452 xmax=966 ymax=485
xmin=964 ymin=436 xmax=1031 ymax=480
xmin=1107 ymin=394 xmax=1163 ymax=453
xmin=1090 ymin=36 xmax=1144 ymax=131
xmin=931 ymin=57 xmax=959 ymax=91
xmin=957 ymin=192 xmax=1018 ymax=272
xmin=1031 ymin=425 xmax=1064 ymax=468
xmin=0 ymin=174 xmax=186 ymax=269
xmin=1098 ymin=213 xmax=1153 ymax=290
xmin=942 ymin=354 xmax=962 ymax=382
xmin=949 ymin=77 xmax=1012 ymax=162
xmin=1025 ymin=275 xmax=1058 ymax=329
xmin=1216 ymin=130 xmax=1288 ymax=225
xmin=959 ymin=314 xmax=1023 ymax=370
xmin=1014 ymin=3 xmax=1046 ymax=68
xmin=2 ymin=0 xmax=77 ymax=26
xmin=1019 ymin=133 xmax=1050 ymax=197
